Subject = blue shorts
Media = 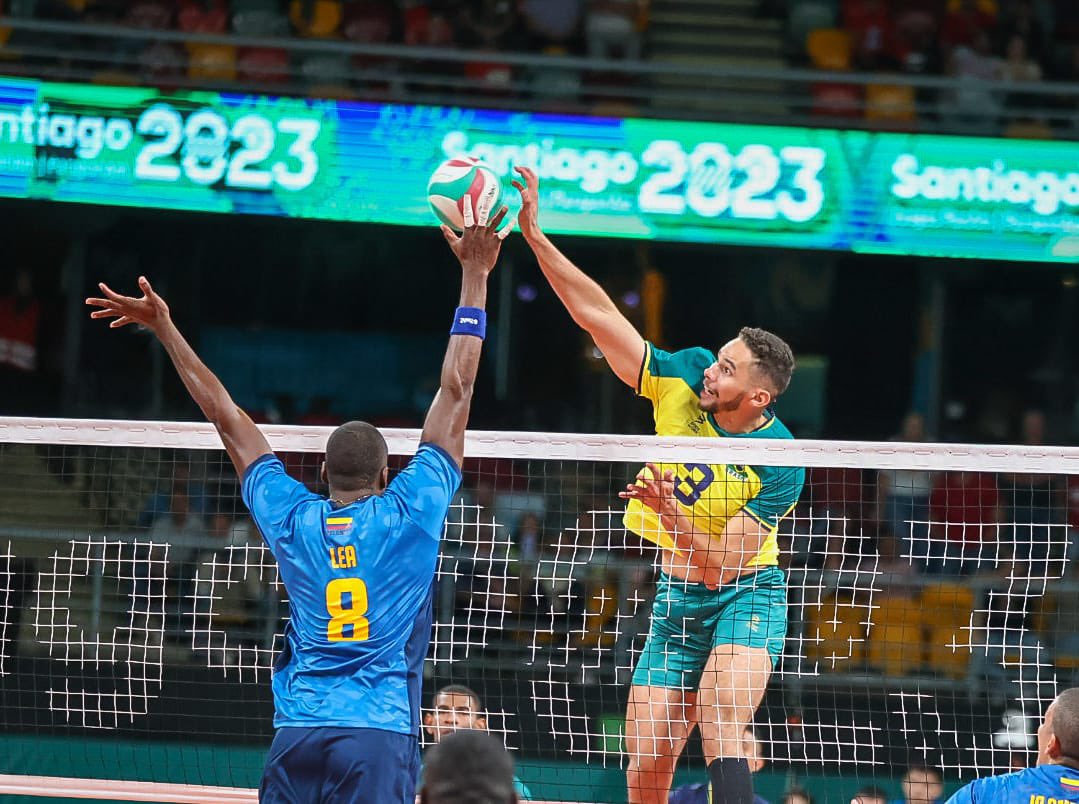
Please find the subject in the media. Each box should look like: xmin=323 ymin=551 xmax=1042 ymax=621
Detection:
xmin=631 ymin=566 xmax=788 ymax=690
xmin=260 ymin=726 xmax=420 ymax=804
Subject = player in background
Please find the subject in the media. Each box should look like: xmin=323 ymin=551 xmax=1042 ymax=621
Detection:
xmin=86 ymin=196 xmax=512 ymax=803
xmin=422 ymin=684 xmax=533 ymax=799
xmin=421 ymin=729 xmax=519 ymax=804
xmin=945 ymin=687 xmax=1079 ymax=804
xmin=513 ymin=165 xmax=804 ymax=804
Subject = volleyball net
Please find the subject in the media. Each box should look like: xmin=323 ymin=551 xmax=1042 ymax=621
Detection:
xmin=1 ymin=417 xmax=1078 ymax=803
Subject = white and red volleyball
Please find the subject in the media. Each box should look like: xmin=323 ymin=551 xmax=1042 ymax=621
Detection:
xmin=427 ymin=156 xmax=503 ymax=231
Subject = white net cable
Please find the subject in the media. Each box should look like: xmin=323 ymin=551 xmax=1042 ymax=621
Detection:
xmin=1 ymin=417 xmax=1078 ymax=803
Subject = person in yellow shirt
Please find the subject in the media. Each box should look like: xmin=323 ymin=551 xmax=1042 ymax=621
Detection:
xmin=512 ymin=166 xmax=805 ymax=804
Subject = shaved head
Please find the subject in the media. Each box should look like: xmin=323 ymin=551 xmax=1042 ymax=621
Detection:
xmin=324 ymin=421 xmax=388 ymax=492
xmin=1042 ymin=688 xmax=1079 ymax=765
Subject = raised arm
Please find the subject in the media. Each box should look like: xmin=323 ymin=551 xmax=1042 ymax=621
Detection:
xmin=86 ymin=277 xmax=271 ymax=478
xmin=620 ymin=464 xmax=764 ymax=588
xmin=420 ymin=197 xmax=512 ymax=468
xmin=513 ymin=166 xmax=646 ymax=388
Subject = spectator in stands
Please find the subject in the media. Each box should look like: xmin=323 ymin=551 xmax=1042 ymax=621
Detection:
xmin=668 ymin=726 xmax=771 ymax=804
xmin=514 ymin=511 xmax=542 ymax=562
xmin=518 ymin=0 xmax=583 ymax=49
xmin=148 ymin=466 xmax=210 ymax=639
xmin=927 ymin=468 xmax=1003 ymax=575
xmin=0 ymin=266 xmax=43 ymax=414
xmin=877 ymin=412 xmax=934 ymax=570
xmin=585 ymin=0 xmax=642 ymax=60
xmin=943 ymin=28 xmax=1004 ymax=130
xmin=421 ymin=729 xmax=520 ymax=804
xmin=459 ymin=0 xmax=517 ymax=91
xmin=844 ymin=0 xmax=898 ymax=71
xmin=1000 ymin=32 xmax=1042 ymax=82
xmin=1001 ymin=411 xmax=1067 ymax=577
xmin=941 ymin=0 xmax=997 ymax=52
xmin=896 ymin=765 xmax=944 ymax=804
xmin=853 ymin=786 xmax=889 ymax=804
xmin=806 ymin=466 xmax=871 ymax=571
xmin=422 ymin=684 xmax=533 ymax=799
xmin=998 ymin=0 xmax=1045 ymax=63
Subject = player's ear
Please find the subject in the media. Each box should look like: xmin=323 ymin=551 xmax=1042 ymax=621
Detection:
xmin=320 ymin=462 xmax=328 ymax=484
xmin=750 ymin=386 xmax=772 ymax=410
xmin=475 ymin=715 xmax=487 ymax=731
xmin=423 ymin=712 xmax=434 ymax=733
xmin=1048 ymin=733 xmax=1063 ymax=759
xmin=379 ymin=465 xmax=389 ymax=491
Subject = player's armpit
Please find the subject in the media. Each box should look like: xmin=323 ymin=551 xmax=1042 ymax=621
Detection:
xmin=589 ymin=309 xmax=647 ymax=389
xmin=214 ymin=404 xmax=273 ymax=477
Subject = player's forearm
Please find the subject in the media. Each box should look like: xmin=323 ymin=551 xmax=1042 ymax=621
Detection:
xmin=156 ymin=319 xmax=237 ymax=424
xmin=657 ymin=502 xmax=730 ymax=579
xmin=439 ymin=273 xmax=488 ymax=397
xmin=523 ymin=229 xmax=621 ymax=331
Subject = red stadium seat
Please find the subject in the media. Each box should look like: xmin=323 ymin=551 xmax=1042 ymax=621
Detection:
xmin=238 ymin=47 xmax=290 ymax=84
xmin=178 ymin=0 xmax=228 ymax=33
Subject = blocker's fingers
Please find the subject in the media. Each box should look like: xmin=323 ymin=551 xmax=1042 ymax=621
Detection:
xmin=488 ymin=205 xmax=508 ymax=231
xmin=511 ymin=180 xmax=524 ymax=194
xmin=496 ymin=218 xmax=515 ymax=241
xmin=476 ymin=194 xmax=492 ymax=227
xmin=109 ymin=316 xmax=134 ymax=328
xmin=85 ymin=297 xmax=111 ymax=308
xmin=440 ymin=224 xmax=460 ymax=245
xmin=137 ymin=276 xmax=156 ymax=297
xmin=90 ymin=309 xmax=123 ymax=319
xmin=462 ymin=194 xmax=475 ymax=229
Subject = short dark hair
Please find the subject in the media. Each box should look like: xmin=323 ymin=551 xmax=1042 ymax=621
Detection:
xmin=853 ymin=785 xmax=889 ymax=800
xmin=738 ymin=326 xmax=795 ymax=397
xmin=434 ymin=684 xmax=483 ymax=711
xmin=903 ymin=764 xmax=942 ymax=782
xmin=1053 ymin=687 xmax=1079 ymax=758
xmin=325 ymin=421 xmax=387 ymax=491
xmin=422 ymin=729 xmax=516 ymax=804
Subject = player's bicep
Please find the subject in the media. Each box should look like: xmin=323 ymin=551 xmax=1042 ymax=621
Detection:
xmin=590 ymin=312 xmax=646 ymax=388
xmin=215 ymin=404 xmax=272 ymax=477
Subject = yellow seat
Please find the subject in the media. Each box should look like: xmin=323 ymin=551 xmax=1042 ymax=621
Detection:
xmin=865 ymin=83 xmax=917 ymax=123
xmin=186 ymin=43 xmax=237 ymax=81
xmin=1004 ymin=120 xmax=1053 ymax=141
xmin=867 ymin=595 xmax=923 ymax=676
xmin=804 ymin=596 xmax=869 ymax=668
xmin=920 ymin=583 xmax=975 ymax=621
xmin=806 ymin=28 xmax=851 ymax=71
xmin=289 ymin=0 xmax=343 ymax=38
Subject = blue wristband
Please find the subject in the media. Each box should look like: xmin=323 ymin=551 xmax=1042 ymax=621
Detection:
xmin=450 ymin=306 xmax=486 ymax=339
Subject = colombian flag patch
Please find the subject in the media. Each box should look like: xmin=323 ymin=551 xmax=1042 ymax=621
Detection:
xmin=326 ymin=517 xmax=353 ymax=533
xmin=1061 ymin=776 xmax=1079 ymax=791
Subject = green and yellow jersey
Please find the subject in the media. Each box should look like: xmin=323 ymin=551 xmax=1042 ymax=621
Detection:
xmin=623 ymin=343 xmax=805 ymax=568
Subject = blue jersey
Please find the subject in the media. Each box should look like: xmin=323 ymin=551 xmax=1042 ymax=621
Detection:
xmin=946 ymin=764 xmax=1079 ymax=804
xmin=242 ymin=443 xmax=460 ymax=735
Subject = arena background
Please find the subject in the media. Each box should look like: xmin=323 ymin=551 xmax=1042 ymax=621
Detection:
xmin=2 ymin=1 xmax=1079 ymax=802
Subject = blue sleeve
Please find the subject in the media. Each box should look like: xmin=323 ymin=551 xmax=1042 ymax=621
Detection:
xmin=744 ymin=465 xmax=805 ymax=528
xmin=241 ymin=455 xmax=315 ymax=552
xmin=944 ymin=780 xmax=978 ymax=804
xmin=384 ymin=443 xmax=462 ymax=538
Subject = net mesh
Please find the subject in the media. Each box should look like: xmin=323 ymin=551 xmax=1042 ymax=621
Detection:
xmin=1 ymin=417 xmax=1078 ymax=803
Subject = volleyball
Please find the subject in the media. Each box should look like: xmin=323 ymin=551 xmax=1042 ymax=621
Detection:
xmin=427 ymin=156 xmax=503 ymax=231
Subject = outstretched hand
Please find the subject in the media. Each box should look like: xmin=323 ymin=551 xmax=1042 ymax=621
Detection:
xmin=619 ymin=462 xmax=678 ymax=514
xmin=85 ymin=276 xmax=171 ymax=333
xmin=440 ymin=194 xmax=512 ymax=276
xmin=511 ymin=165 xmax=540 ymax=239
